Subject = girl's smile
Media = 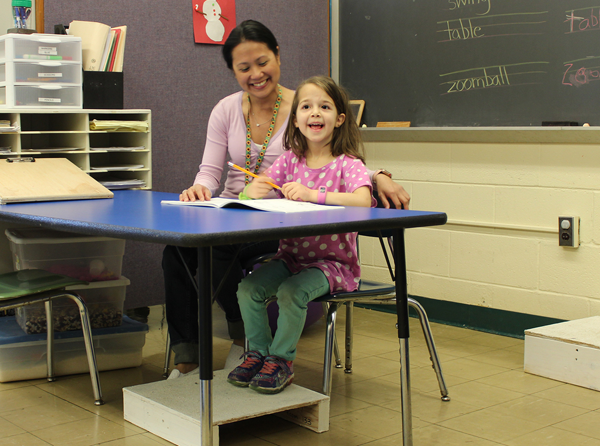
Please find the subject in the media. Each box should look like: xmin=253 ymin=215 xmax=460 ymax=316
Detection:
xmin=294 ymin=83 xmax=345 ymax=149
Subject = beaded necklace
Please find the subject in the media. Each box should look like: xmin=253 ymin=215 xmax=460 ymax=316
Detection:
xmin=244 ymin=85 xmax=282 ymax=185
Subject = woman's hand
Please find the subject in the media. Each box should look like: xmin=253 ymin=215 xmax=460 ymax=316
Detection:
xmin=180 ymin=184 xmax=211 ymax=202
xmin=281 ymin=182 xmax=312 ymax=202
xmin=375 ymin=174 xmax=410 ymax=209
xmin=246 ymin=175 xmax=277 ymax=199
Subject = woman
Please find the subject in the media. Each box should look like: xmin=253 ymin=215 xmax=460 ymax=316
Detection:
xmin=163 ymin=20 xmax=410 ymax=379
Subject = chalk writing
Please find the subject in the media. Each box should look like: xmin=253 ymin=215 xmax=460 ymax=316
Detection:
xmin=562 ymin=57 xmax=600 ymax=87
xmin=442 ymin=66 xmax=509 ymax=93
xmin=440 ymin=18 xmax=484 ymax=41
xmin=565 ymin=8 xmax=600 ymax=33
xmin=448 ymin=0 xmax=491 ymax=16
xmin=439 ymin=62 xmax=548 ymax=95
xmin=437 ymin=12 xmax=547 ymax=43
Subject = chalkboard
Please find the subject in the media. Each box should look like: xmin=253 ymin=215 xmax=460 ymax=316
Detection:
xmin=340 ymin=0 xmax=600 ymax=127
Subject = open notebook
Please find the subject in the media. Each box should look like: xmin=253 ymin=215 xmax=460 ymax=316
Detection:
xmin=161 ymin=198 xmax=344 ymax=213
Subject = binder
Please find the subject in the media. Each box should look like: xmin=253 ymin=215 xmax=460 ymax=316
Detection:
xmin=68 ymin=20 xmax=111 ymax=71
xmin=0 ymin=158 xmax=113 ymax=204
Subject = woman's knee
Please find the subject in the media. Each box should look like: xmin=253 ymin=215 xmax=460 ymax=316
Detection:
xmin=162 ymin=245 xmax=197 ymax=272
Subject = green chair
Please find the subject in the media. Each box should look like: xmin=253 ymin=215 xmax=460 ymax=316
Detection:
xmin=0 ymin=269 xmax=104 ymax=405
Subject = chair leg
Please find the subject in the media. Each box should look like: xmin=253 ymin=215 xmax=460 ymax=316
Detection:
xmin=408 ymin=297 xmax=450 ymax=402
xmin=68 ymin=293 xmax=104 ymax=405
xmin=322 ymin=302 xmax=341 ymax=396
xmin=44 ymin=300 xmax=55 ymax=382
xmin=322 ymin=302 xmax=342 ymax=368
xmin=163 ymin=331 xmax=172 ymax=378
xmin=344 ymin=302 xmax=353 ymax=373
xmin=332 ymin=331 xmax=343 ymax=368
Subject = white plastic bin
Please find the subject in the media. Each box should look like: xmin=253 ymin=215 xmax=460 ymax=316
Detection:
xmin=5 ymin=228 xmax=126 ymax=281
xmin=13 ymin=61 xmax=82 ymax=84
xmin=4 ymin=34 xmax=82 ymax=63
xmin=14 ymin=84 xmax=82 ymax=107
xmin=0 ymin=315 xmax=147 ymax=382
xmin=15 ymin=276 xmax=129 ymax=334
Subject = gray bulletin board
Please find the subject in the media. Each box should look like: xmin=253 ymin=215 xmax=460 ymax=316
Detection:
xmin=44 ymin=0 xmax=330 ymax=308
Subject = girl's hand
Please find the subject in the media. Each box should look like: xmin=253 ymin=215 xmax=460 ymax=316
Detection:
xmin=180 ymin=184 xmax=211 ymax=202
xmin=247 ymin=175 xmax=276 ymax=199
xmin=281 ymin=182 xmax=313 ymax=202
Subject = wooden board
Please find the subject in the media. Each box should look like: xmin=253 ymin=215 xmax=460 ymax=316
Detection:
xmin=123 ymin=370 xmax=329 ymax=446
xmin=0 ymin=158 xmax=113 ymax=204
xmin=376 ymin=122 xmax=411 ymax=128
xmin=524 ymin=317 xmax=600 ymax=391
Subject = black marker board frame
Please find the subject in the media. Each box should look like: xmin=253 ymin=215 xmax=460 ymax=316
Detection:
xmin=340 ymin=0 xmax=600 ymax=127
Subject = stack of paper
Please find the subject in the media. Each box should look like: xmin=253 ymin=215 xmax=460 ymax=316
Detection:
xmin=91 ymin=164 xmax=144 ymax=171
xmin=23 ymin=147 xmax=83 ymax=152
xmin=90 ymin=146 xmax=146 ymax=151
xmin=0 ymin=121 xmax=19 ymax=133
xmin=68 ymin=20 xmax=127 ymax=72
xmin=98 ymin=178 xmax=146 ymax=190
xmin=89 ymin=120 xmax=148 ymax=132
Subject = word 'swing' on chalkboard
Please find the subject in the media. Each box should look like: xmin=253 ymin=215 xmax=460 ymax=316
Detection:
xmin=340 ymin=0 xmax=599 ymax=127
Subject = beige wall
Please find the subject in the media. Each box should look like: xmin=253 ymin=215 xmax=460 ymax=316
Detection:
xmin=360 ymin=128 xmax=600 ymax=321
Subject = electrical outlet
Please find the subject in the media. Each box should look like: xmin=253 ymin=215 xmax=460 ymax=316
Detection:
xmin=559 ymin=216 xmax=580 ymax=247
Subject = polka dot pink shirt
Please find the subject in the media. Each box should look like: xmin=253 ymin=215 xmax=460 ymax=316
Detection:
xmin=265 ymin=152 xmax=375 ymax=293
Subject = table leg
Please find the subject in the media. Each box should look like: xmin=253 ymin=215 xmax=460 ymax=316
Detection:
xmin=393 ymin=229 xmax=413 ymax=446
xmin=198 ymin=246 xmax=213 ymax=446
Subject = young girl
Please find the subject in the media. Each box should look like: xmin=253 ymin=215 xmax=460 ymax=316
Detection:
xmin=227 ymin=76 xmax=376 ymax=394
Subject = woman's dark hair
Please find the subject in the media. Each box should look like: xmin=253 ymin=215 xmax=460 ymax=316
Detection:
xmin=222 ymin=20 xmax=279 ymax=70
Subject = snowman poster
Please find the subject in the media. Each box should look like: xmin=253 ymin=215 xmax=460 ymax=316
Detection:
xmin=193 ymin=0 xmax=236 ymax=45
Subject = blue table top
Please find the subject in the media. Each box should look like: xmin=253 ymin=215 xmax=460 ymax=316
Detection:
xmin=0 ymin=190 xmax=447 ymax=247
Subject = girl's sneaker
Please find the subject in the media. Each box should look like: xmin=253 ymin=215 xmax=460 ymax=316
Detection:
xmin=249 ymin=356 xmax=294 ymax=394
xmin=227 ymin=351 xmax=265 ymax=387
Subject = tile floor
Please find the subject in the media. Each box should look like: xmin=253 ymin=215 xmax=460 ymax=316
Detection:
xmin=1 ymin=304 xmax=599 ymax=446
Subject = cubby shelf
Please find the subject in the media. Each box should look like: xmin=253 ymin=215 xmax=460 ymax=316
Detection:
xmin=0 ymin=109 xmax=152 ymax=190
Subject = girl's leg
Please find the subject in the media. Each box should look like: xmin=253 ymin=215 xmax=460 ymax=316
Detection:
xmin=236 ymin=260 xmax=292 ymax=356
xmin=270 ymin=268 xmax=330 ymax=361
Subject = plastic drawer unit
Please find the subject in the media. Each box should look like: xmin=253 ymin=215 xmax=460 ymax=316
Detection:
xmin=0 ymin=34 xmax=82 ymax=108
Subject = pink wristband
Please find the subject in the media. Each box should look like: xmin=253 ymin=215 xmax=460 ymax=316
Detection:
xmin=318 ymin=186 xmax=327 ymax=205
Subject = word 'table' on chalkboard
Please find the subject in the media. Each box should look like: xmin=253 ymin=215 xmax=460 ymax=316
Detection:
xmin=340 ymin=0 xmax=600 ymax=127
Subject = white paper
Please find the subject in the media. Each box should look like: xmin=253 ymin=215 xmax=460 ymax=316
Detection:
xmin=161 ymin=198 xmax=344 ymax=214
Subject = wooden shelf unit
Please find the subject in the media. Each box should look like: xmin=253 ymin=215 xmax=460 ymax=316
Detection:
xmin=0 ymin=109 xmax=152 ymax=190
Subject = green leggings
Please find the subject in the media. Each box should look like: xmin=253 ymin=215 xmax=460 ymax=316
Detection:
xmin=237 ymin=260 xmax=330 ymax=361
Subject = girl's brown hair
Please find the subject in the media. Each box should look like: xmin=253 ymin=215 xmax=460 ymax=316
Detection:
xmin=284 ymin=76 xmax=365 ymax=163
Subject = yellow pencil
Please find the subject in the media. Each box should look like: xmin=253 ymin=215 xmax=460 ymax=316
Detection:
xmin=227 ymin=162 xmax=281 ymax=189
